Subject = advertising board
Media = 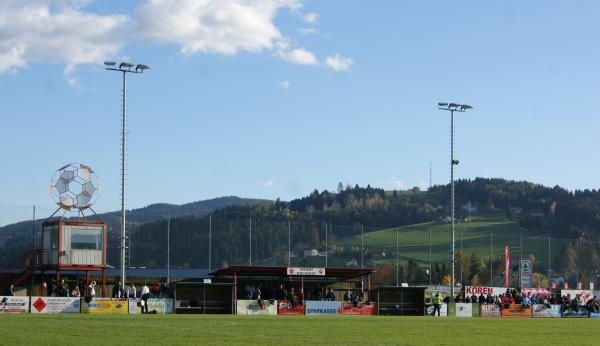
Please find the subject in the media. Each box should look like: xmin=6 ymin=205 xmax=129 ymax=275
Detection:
xmin=455 ymin=303 xmax=473 ymax=317
xmin=520 ymin=260 xmax=532 ymax=288
xmin=305 ymin=301 xmax=341 ymax=315
xmin=286 ymin=267 xmax=325 ymax=276
xmin=521 ymin=288 xmax=551 ymax=299
xmin=236 ymin=300 xmax=277 ymax=315
xmin=31 ymin=297 xmax=80 ymax=314
xmin=561 ymin=290 xmax=594 ymax=303
xmin=425 ymin=303 xmax=447 ymax=317
xmin=81 ymin=298 xmax=128 ymax=314
xmin=128 ymin=298 xmax=174 ymax=314
xmin=532 ymin=304 xmax=561 ymax=318
xmin=562 ymin=306 xmax=590 ymax=318
xmin=480 ymin=304 xmax=501 ymax=317
xmin=0 ymin=296 xmax=29 ymax=313
xmin=465 ymin=286 xmax=509 ymax=297
xmin=342 ymin=303 xmax=375 ymax=315
xmin=501 ymin=304 xmax=532 ymax=318
xmin=276 ymin=300 xmax=305 ymax=315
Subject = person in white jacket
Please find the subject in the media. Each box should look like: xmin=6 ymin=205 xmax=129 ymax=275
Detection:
xmin=140 ymin=284 xmax=150 ymax=314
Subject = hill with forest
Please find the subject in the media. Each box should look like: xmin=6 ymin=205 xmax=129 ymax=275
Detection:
xmin=2 ymin=178 xmax=600 ymax=287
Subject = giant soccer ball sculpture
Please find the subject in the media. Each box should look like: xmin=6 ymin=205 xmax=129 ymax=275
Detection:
xmin=50 ymin=163 xmax=100 ymax=212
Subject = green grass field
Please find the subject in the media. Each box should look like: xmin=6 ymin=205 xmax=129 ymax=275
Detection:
xmin=1 ymin=314 xmax=599 ymax=345
xmin=336 ymin=214 xmax=559 ymax=266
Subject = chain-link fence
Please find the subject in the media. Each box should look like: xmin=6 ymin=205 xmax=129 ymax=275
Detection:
xmin=2 ymin=205 xmax=600 ymax=288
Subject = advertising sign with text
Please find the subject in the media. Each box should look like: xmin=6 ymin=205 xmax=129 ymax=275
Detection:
xmin=305 ymin=301 xmax=341 ymax=315
xmin=31 ymin=297 xmax=79 ymax=314
xmin=0 ymin=296 xmax=29 ymax=313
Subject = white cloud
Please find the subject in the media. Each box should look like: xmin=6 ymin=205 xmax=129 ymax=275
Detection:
xmin=135 ymin=0 xmax=300 ymax=56
xmin=297 ymin=27 xmax=317 ymax=35
xmin=277 ymin=47 xmax=317 ymax=65
xmin=325 ymin=54 xmax=353 ymax=71
xmin=279 ymin=80 xmax=290 ymax=89
xmin=0 ymin=1 xmax=128 ymax=75
xmin=391 ymin=178 xmax=404 ymax=189
xmin=262 ymin=180 xmax=274 ymax=188
xmin=302 ymin=12 xmax=318 ymax=24
xmin=0 ymin=0 xmax=328 ymax=85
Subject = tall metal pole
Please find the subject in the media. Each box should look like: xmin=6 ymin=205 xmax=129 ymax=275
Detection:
xmin=576 ymin=238 xmax=579 ymax=285
xmin=450 ymin=108 xmax=456 ymax=299
xmin=288 ymin=220 xmax=291 ymax=266
xmin=361 ymin=225 xmax=364 ymax=269
xmin=460 ymin=230 xmax=463 ymax=286
xmin=167 ymin=213 xmax=170 ymax=284
xmin=325 ymin=223 xmax=328 ymax=268
xmin=120 ymin=70 xmax=127 ymax=287
xmin=548 ymin=235 xmax=551 ymax=289
xmin=489 ymin=231 xmax=493 ymax=285
xmin=249 ymin=218 xmax=252 ymax=266
xmin=106 ymin=61 xmax=150 ymax=287
xmin=31 ymin=205 xmax=36 ymax=294
xmin=396 ymin=227 xmax=399 ymax=287
xmin=519 ymin=234 xmax=523 ymax=286
xmin=208 ymin=215 xmax=212 ymax=271
xmin=429 ymin=227 xmax=432 ymax=285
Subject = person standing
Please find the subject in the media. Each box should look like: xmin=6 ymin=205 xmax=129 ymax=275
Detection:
xmin=432 ymin=293 xmax=443 ymax=316
xmin=141 ymin=283 xmax=150 ymax=314
xmin=128 ymin=283 xmax=137 ymax=299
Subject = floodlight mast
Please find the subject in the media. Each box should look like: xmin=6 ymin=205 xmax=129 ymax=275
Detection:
xmin=437 ymin=102 xmax=472 ymax=302
xmin=104 ymin=61 xmax=150 ymax=287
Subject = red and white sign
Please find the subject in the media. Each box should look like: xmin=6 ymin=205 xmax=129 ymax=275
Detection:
xmin=521 ymin=288 xmax=550 ymax=299
xmin=342 ymin=303 xmax=375 ymax=315
xmin=286 ymin=267 xmax=325 ymax=276
xmin=561 ymin=290 xmax=594 ymax=303
xmin=31 ymin=297 xmax=80 ymax=314
xmin=276 ymin=300 xmax=304 ymax=315
xmin=465 ymin=286 xmax=508 ymax=297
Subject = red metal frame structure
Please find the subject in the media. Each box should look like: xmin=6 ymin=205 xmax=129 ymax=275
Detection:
xmin=40 ymin=218 xmax=107 ymax=296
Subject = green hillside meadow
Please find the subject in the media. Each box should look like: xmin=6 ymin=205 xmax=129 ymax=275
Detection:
xmin=0 ymin=314 xmax=598 ymax=345
xmin=337 ymin=214 xmax=558 ymax=266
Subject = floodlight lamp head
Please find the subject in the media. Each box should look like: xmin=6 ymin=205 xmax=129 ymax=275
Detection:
xmin=452 ymin=159 xmax=460 ymax=165
xmin=135 ymin=64 xmax=151 ymax=72
xmin=50 ymin=163 xmax=100 ymax=212
xmin=448 ymin=103 xmax=458 ymax=108
xmin=104 ymin=61 xmax=116 ymax=66
xmin=460 ymin=104 xmax=473 ymax=111
xmin=119 ymin=62 xmax=134 ymax=69
xmin=438 ymin=102 xmax=448 ymax=107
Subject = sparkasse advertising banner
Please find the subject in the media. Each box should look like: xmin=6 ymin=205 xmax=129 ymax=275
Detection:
xmin=31 ymin=297 xmax=80 ymax=314
xmin=0 ymin=296 xmax=29 ymax=313
xmin=305 ymin=301 xmax=341 ymax=315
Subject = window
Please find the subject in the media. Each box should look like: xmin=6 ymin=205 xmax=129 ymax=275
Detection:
xmin=71 ymin=228 xmax=102 ymax=250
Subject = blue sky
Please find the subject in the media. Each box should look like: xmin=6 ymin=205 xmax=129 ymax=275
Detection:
xmin=1 ymin=0 xmax=599 ymax=213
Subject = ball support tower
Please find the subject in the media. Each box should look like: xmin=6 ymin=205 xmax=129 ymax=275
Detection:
xmin=39 ymin=163 xmax=107 ymax=297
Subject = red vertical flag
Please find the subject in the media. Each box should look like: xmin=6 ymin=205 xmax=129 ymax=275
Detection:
xmin=505 ymin=243 xmax=510 ymax=288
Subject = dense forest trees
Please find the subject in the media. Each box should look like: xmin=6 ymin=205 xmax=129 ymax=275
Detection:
xmin=2 ymin=178 xmax=600 ymax=287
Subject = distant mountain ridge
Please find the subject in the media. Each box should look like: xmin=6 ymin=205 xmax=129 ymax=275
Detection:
xmin=100 ymin=196 xmax=272 ymax=224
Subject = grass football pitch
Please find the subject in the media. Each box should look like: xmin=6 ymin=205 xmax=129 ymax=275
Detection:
xmin=1 ymin=314 xmax=599 ymax=345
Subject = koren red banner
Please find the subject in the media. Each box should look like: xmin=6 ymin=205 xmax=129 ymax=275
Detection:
xmin=465 ymin=286 xmax=508 ymax=297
